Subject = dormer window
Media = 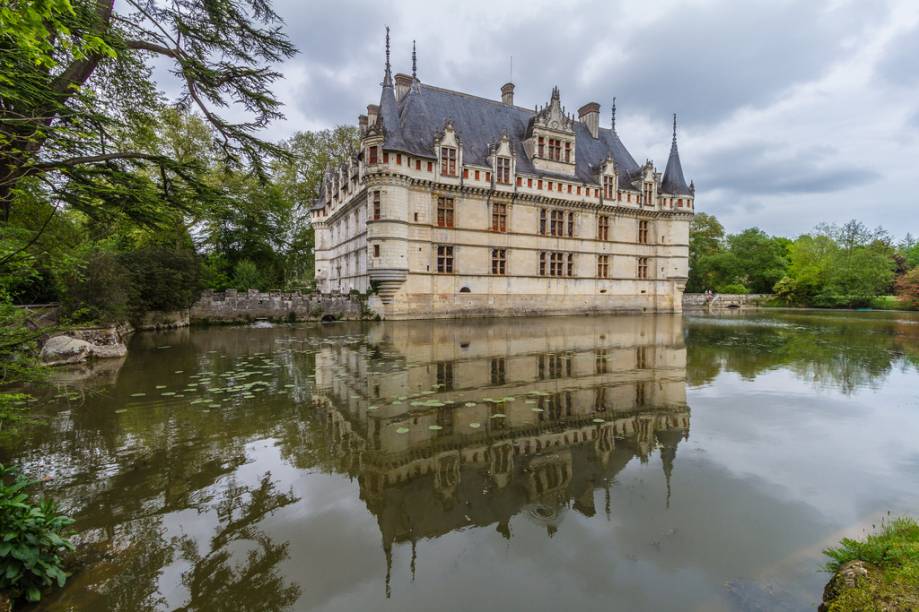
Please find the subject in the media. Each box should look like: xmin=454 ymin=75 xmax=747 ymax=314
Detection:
xmin=548 ymin=138 xmax=562 ymax=161
xmin=441 ymin=147 xmax=457 ymax=176
xmin=538 ymin=137 xmax=545 ymax=157
xmin=496 ymin=157 xmax=511 ymax=184
xmin=368 ymin=146 xmax=378 ymax=165
xmin=603 ymin=176 xmax=614 ymax=199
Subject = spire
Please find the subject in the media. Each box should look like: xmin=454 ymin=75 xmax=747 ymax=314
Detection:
xmin=411 ymin=39 xmax=417 ymax=80
xmin=660 ymin=112 xmax=692 ymax=196
xmin=551 ymin=85 xmax=560 ymax=102
xmin=382 ymin=26 xmax=392 ymax=87
xmin=611 ymin=97 xmax=617 ymax=132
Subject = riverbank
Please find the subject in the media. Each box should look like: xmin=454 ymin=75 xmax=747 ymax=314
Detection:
xmin=820 ymin=517 xmax=919 ymax=611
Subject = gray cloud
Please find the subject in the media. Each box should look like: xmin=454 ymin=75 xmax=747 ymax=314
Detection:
xmin=695 ymin=142 xmax=879 ymax=196
xmin=250 ymin=0 xmax=918 ymax=236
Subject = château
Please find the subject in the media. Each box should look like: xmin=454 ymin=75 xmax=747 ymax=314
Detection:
xmin=312 ymin=29 xmax=695 ymax=320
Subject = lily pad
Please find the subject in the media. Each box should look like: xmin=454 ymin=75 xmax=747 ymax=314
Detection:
xmin=428 ymin=425 xmax=443 ymax=431
xmin=129 ymin=392 xmax=146 ymax=397
xmin=465 ymin=402 xmax=477 ymax=407
xmin=155 ymin=385 xmax=167 ymax=389
xmin=396 ymin=427 xmax=410 ymax=434
xmin=491 ymin=413 xmax=507 ymax=419
xmin=592 ymin=418 xmax=606 ymax=423
xmin=469 ymin=422 xmax=481 ymax=429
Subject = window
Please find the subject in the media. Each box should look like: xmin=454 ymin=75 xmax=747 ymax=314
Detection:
xmin=595 ymin=349 xmax=608 ymax=375
xmin=547 ymin=138 xmax=562 ymax=161
xmin=492 ymin=202 xmax=507 ymax=232
xmin=638 ymin=220 xmax=649 ymax=244
xmin=416 ymin=159 xmax=421 ymax=170
xmin=496 ymin=157 xmax=511 ymax=184
xmin=372 ymin=191 xmax=381 ymax=220
xmin=368 ymin=146 xmax=378 ymax=164
xmin=644 ymin=184 xmax=653 ymax=206
xmin=437 ymin=197 xmax=454 ymax=228
xmin=567 ymin=212 xmax=575 ymax=237
xmin=441 ymin=146 xmax=457 ymax=176
xmin=396 ymin=153 xmax=401 ymax=165
xmin=437 ymin=245 xmax=454 ymax=273
xmin=491 ymin=249 xmax=506 ymax=275
xmin=383 ymin=151 xmax=389 ymax=163
xmin=373 ymin=244 xmax=380 ymax=258
xmin=538 ymin=136 xmax=545 ymax=157
xmin=427 ymin=161 xmax=433 ymax=172
xmin=490 ymin=358 xmax=506 ymax=386
xmin=597 ymin=254 xmax=609 ymax=278
xmin=638 ymin=257 xmax=649 ymax=279
xmin=603 ymin=176 xmax=614 ymax=199
xmin=636 ymin=346 xmax=648 ymax=370
xmin=550 ymin=210 xmax=564 ymax=236
xmin=539 ymin=209 xmax=547 ymax=235
xmin=436 ymin=361 xmax=454 ymax=391
xmin=540 ymin=252 xmax=569 ymax=277
xmin=564 ymin=141 xmax=571 ymax=163
xmin=597 ymin=215 xmax=609 ymax=241
xmin=474 ymin=170 xmax=480 ymax=180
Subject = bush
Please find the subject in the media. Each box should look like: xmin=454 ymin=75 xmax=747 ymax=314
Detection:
xmin=58 ymin=251 xmax=130 ymax=323
xmin=716 ymin=283 xmax=749 ymax=295
xmin=0 ymin=465 xmax=75 ymax=603
xmin=120 ymin=246 xmax=202 ymax=320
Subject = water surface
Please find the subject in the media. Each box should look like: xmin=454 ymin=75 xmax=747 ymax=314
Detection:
xmin=6 ymin=311 xmax=919 ymax=611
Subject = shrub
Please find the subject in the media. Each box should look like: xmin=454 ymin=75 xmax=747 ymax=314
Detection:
xmin=716 ymin=283 xmax=749 ymax=295
xmin=58 ymin=251 xmax=130 ymax=324
xmin=0 ymin=465 xmax=75 ymax=603
xmin=120 ymin=246 xmax=202 ymax=320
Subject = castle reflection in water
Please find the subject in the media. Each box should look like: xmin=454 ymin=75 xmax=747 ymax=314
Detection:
xmin=311 ymin=315 xmax=689 ymax=584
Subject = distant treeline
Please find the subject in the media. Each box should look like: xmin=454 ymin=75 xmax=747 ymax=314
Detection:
xmin=688 ymin=213 xmax=919 ymax=309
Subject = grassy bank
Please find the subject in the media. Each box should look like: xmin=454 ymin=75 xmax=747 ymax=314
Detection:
xmin=822 ymin=517 xmax=919 ymax=610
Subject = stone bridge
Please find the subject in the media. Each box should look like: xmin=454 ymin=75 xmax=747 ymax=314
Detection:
xmin=682 ymin=293 xmax=772 ymax=311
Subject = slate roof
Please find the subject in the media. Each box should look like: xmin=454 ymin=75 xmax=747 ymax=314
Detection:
xmin=380 ymin=81 xmax=643 ymax=185
xmin=312 ymin=77 xmax=692 ymax=211
xmin=660 ymin=117 xmax=692 ymax=196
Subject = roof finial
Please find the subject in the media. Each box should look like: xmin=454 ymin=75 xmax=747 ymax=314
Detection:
xmin=672 ymin=113 xmax=678 ymax=146
xmin=382 ymin=26 xmax=392 ymax=86
xmin=611 ymin=97 xmax=617 ymax=132
xmin=412 ymin=39 xmax=417 ymax=80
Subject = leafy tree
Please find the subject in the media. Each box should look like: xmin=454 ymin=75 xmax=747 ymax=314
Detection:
xmin=232 ymin=259 xmax=266 ymax=291
xmin=120 ymin=246 xmax=202 ymax=320
xmin=1 ymin=0 xmax=296 ymax=228
xmin=686 ymin=212 xmax=724 ymax=292
xmin=58 ymin=250 xmax=130 ymax=323
xmin=726 ymin=228 xmax=788 ymax=293
xmin=895 ymin=269 xmax=919 ymax=310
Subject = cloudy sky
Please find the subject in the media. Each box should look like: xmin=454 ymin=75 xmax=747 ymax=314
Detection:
xmin=176 ymin=0 xmax=919 ymax=237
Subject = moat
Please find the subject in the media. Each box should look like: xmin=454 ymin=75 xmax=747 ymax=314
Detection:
xmin=5 ymin=311 xmax=919 ymax=611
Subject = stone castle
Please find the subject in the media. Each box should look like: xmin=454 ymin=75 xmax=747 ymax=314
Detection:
xmin=312 ymin=29 xmax=695 ymax=320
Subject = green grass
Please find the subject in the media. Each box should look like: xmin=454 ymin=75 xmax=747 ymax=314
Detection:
xmin=822 ymin=517 xmax=919 ymax=611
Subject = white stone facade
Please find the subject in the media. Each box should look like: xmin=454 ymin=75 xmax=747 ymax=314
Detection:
xmin=312 ymin=58 xmax=695 ymax=320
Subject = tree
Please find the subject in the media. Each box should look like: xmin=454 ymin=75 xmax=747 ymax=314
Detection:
xmin=686 ymin=212 xmax=725 ymax=292
xmin=726 ymin=228 xmax=788 ymax=294
xmin=895 ymin=269 xmax=919 ymax=310
xmin=1 ymin=0 xmax=296 ymax=228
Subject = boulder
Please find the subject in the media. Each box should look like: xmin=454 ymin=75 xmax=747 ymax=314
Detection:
xmin=41 ymin=333 xmax=127 ymax=366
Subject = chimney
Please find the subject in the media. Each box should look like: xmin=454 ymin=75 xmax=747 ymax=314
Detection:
xmin=578 ymin=102 xmax=600 ymax=138
xmin=501 ymin=82 xmax=515 ymax=106
xmin=367 ymin=104 xmax=379 ymax=127
xmin=358 ymin=114 xmax=368 ymax=135
xmin=394 ymin=73 xmax=412 ymax=101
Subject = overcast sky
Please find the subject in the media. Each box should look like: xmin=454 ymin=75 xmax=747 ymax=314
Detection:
xmin=172 ymin=0 xmax=919 ymax=237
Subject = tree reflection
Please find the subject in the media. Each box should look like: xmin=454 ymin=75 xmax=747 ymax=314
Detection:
xmin=175 ymin=474 xmax=301 ymax=612
xmin=686 ymin=313 xmax=919 ymax=393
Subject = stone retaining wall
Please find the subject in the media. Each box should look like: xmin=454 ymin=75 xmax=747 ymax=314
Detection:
xmin=682 ymin=293 xmax=773 ymax=309
xmin=189 ymin=290 xmax=366 ymax=323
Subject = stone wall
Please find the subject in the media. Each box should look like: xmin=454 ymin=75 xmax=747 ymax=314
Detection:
xmin=682 ymin=293 xmax=772 ymax=309
xmin=189 ymin=290 xmax=366 ymax=323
